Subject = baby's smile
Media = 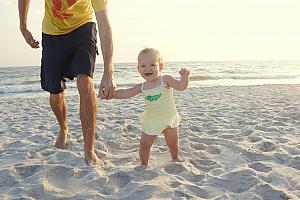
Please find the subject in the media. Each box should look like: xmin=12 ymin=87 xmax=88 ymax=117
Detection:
xmin=144 ymin=72 xmax=153 ymax=77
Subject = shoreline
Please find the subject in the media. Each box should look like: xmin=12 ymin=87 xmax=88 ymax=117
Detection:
xmin=1 ymin=83 xmax=300 ymax=99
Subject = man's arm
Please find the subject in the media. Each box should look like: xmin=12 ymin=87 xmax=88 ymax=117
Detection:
xmin=95 ymin=9 xmax=115 ymax=100
xmin=18 ymin=0 xmax=39 ymax=48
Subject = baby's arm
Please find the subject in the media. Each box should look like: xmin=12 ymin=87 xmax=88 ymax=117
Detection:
xmin=113 ymin=84 xmax=142 ymax=99
xmin=163 ymin=68 xmax=190 ymax=91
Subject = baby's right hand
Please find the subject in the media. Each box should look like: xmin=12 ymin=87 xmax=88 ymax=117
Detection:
xmin=179 ymin=68 xmax=190 ymax=78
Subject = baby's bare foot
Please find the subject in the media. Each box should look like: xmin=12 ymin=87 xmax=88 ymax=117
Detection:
xmin=134 ymin=164 xmax=147 ymax=171
xmin=54 ymin=129 xmax=68 ymax=149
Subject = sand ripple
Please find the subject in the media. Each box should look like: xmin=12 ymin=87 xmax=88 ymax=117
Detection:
xmin=1 ymin=84 xmax=300 ymax=199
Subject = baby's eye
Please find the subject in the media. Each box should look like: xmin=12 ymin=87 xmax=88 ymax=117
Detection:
xmin=150 ymin=64 xmax=157 ymax=66
xmin=139 ymin=65 xmax=146 ymax=68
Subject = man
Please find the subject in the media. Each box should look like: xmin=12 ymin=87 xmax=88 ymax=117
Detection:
xmin=18 ymin=0 xmax=116 ymax=165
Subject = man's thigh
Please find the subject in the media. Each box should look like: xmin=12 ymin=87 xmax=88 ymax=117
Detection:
xmin=41 ymin=22 xmax=98 ymax=94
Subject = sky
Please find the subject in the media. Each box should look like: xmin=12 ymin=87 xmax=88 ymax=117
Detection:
xmin=1 ymin=0 xmax=300 ymax=67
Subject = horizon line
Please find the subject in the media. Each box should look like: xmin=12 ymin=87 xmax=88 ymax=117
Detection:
xmin=1 ymin=59 xmax=300 ymax=68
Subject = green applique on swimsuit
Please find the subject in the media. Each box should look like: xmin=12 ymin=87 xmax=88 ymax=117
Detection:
xmin=145 ymin=93 xmax=162 ymax=102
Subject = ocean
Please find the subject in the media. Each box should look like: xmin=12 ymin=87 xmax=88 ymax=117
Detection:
xmin=1 ymin=61 xmax=300 ymax=97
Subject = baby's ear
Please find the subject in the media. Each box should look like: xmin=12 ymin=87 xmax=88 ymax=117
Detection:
xmin=159 ymin=63 xmax=164 ymax=71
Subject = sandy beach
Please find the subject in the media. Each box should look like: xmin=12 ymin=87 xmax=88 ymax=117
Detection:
xmin=0 ymin=84 xmax=300 ymax=199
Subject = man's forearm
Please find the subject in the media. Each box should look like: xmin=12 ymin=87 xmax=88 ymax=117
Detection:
xmin=95 ymin=10 xmax=114 ymax=75
xmin=100 ymin=28 xmax=113 ymax=74
xmin=18 ymin=0 xmax=30 ymax=30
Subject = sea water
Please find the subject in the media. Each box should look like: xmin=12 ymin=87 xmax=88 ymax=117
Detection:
xmin=1 ymin=61 xmax=300 ymax=98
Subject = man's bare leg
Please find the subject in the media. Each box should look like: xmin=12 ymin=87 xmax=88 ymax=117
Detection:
xmin=76 ymin=74 xmax=99 ymax=165
xmin=136 ymin=132 xmax=156 ymax=170
xmin=50 ymin=92 xmax=68 ymax=149
xmin=163 ymin=127 xmax=183 ymax=162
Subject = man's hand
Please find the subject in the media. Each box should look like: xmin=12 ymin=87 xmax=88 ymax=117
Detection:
xmin=98 ymin=72 xmax=116 ymax=100
xmin=20 ymin=28 xmax=39 ymax=48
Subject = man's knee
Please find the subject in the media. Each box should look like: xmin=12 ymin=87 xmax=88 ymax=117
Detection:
xmin=50 ymin=92 xmax=64 ymax=104
xmin=77 ymin=74 xmax=94 ymax=94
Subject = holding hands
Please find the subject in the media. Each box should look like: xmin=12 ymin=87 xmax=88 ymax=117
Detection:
xmin=98 ymin=72 xmax=116 ymax=100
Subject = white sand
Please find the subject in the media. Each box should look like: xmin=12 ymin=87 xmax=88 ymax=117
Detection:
xmin=0 ymin=84 xmax=300 ymax=199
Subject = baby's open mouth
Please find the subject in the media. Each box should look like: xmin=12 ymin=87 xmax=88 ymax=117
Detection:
xmin=145 ymin=73 xmax=153 ymax=76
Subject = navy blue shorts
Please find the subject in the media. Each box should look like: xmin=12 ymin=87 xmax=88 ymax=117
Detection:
xmin=41 ymin=22 xmax=98 ymax=94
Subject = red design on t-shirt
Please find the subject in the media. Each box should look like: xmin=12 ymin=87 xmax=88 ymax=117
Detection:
xmin=51 ymin=0 xmax=77 ymax=20
xmin=67 ymin=0 xmax=76 ymax=6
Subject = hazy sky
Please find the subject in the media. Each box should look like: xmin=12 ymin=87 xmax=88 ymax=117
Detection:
xmin=1 ymin=0 xmax=300 ymax=67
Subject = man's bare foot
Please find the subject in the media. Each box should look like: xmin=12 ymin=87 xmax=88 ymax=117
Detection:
xmin=85 ymin=152 xmax=103 ymax=166
xmin=94 ymin=149 xmax=108 ymax=159
xmin=134 ymin=164 xmax=147 ymax=171
xmin=54 ymin=128 xmax=68 ymax=149
xmin=172 ymin=157 xmax=185 ymax=162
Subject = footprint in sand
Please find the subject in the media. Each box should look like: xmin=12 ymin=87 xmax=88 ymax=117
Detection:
xmin=206 ymin=145 xmax=221 ymax=155
xmin=276 ymin=137 xmax=289 ymax=144
xmin=248 ymin=162 xmax=272 ymax=173
xmin=173 ymin=190 xmax=194 ymax=199
xmin=115 ymin=120 xmax=125 ymax=125
xmin=247 ymin=135 xmax=263 ymax=143
xmin=191 ymin=142 xmax=207 ymax=150
xmin=169 ymin=181 xmax=181 ymax=188
xmin=46 ymin=165 xmax=74 ymax=182
xmin=287 ymin=156 xmax=300 ymax=170
xmin=184 ymin=184 xmax=211 ymax=198
xmin=40 ymin=149 xmax=56 ymax=157
xmin=190 ymin=125 xmax=202 ymax=132
xmin=283 ymin=145 xmax=300 ymax=155
xmin=218 ymin=134 xmax=236 ymax=140
xmin=190 ymin=159 xmax=221 ymax=172
xmin=108 ymin=171 xmax=132 ymax=188
xmin=0 ymin=169 xmax=18 ymax=187
xmin=214 ymin=194 xmax=230 ymax=200
xmin=44 ymin=165 xmax=94 ymax=194
xmin=256 ymin=141 xmax=276 ymax=152
xmin=14 ymin=164 xmax=43 ymax=178
xmin=137 ymin=170 xmax=159 ymax=181
xmin=274 ymin=153 xmax=291 ymax=164
xmin=179 ymin=172 xmax=205 ymax=183
xmin=125 ymin=124 xmax=138 ymax=131
xmin=26 ymin=150 xmax=41 ymax=159
xmin=256 ymin=184 xmax=291 ymax=200
xmin=164 ymin=163 xmax=188 ymax=175
xmin=210 ymin=169 xmax=259 ymax=193
xmin=122 ymin=185 xmax=160 ymax=200
xmin=272 ymin=121 xmax=288 ymax=126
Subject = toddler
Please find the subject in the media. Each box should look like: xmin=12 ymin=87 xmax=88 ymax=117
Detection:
xmin=109 ymin=48 xmax=189 ymax=170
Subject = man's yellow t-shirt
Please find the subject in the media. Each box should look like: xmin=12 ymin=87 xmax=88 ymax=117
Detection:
xmin=42 ymin=0 xmax=107 ymax=35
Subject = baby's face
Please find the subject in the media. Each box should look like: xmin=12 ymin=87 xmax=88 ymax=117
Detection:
xmin=138 ymin=52 xmax=162 ymax=82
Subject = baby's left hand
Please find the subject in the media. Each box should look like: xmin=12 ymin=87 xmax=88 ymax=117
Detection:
xmin=179 ymin=68 xmax=190 ymax=78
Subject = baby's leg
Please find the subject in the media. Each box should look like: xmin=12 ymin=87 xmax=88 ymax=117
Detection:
xmin=163 ymin=127 xmax=183 ymax=162
xmin=138 ymin=132 xmax=156 ymax=168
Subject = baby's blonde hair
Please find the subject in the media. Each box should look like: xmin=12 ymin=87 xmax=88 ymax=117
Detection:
xmin=138 ymin=48 xmax=163 ymax=64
